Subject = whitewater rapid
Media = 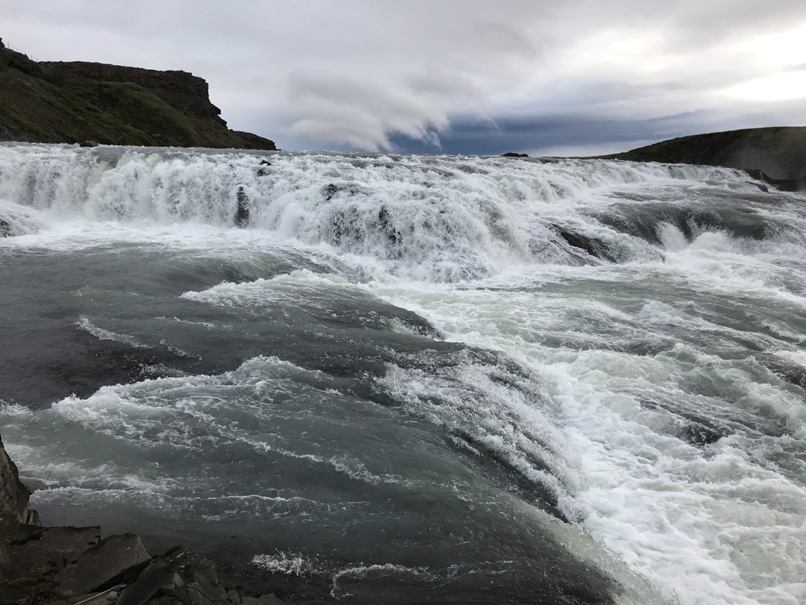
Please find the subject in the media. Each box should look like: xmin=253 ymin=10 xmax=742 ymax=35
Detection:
xmin=1 ymin=143 xmax=805 ymax=604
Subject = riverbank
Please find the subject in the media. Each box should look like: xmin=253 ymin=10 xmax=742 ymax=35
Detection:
xmin=2 ymin=437 xmax=302 ymax=605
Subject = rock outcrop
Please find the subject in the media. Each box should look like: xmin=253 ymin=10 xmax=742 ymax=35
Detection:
xmin=0 ymin=438 xmax=289 ymax=604
xmin=608 ymin=126 xmax=806 ymax=189
xmin=0 ymin=436 xmax=40 ymax=526
xmin=0 ymin=38 xmax=276 ymax=150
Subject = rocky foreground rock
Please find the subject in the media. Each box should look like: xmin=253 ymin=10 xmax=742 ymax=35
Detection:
xmin=1 ymin=437 xmax=289 ymax=605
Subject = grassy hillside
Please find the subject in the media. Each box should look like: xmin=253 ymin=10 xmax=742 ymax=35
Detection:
xmin=0 ymin=69 xmax=154 ymax=145
xmin=0 ymin=38 xmax=275 ymax=149
xmin=607 ymin=126 xmax=806 ymax=181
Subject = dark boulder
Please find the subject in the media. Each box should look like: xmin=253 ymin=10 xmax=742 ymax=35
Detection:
xmin=322 ymin=183 xmax=339 ymax=201
xmin=117 ymin=546 xmax=233 ymax=605
xmin=56 ymin=533 xmax=151 ymax=596
xmin=553 ymin=225 xmax=616 ymax=262
xmin=257 ymin=159 xmax=272 ymax=177
xmin=502 ymin=152 xmax=529 ymax=158
xmin=235 ymin=186 xmax=250 ymax=227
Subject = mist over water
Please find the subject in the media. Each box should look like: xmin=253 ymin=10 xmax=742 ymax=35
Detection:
xmin=1 ymin=143 xmax=805 ymax=604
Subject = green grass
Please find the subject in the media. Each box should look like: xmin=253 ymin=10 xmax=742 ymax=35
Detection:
xmin=95 ymin=81 xmax=205 ymax=146
xmin=0 ymin=68 xmax=206 ymax=146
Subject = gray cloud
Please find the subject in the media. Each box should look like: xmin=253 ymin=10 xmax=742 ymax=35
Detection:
xmin=1 ymin=0 xmax=805 ymax=154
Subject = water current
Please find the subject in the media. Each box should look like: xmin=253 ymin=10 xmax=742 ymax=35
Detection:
xmin=1 ymin=143 xmax=804 ymax=604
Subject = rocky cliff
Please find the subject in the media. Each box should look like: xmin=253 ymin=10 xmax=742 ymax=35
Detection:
xmin=0 ymin=38 xmax=275 ymax=150
xmin=609 ymin=126 xmax=806 ymax=188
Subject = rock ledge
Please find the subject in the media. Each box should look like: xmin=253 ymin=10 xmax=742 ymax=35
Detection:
xmin=1 ymin=438 xmax=289 ymax=605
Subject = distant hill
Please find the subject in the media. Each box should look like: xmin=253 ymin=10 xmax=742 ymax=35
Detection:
xmin=0 ymin=38 xmax=275 ymax=150
xmin=607 ymin=126 xmax=806 ymax=185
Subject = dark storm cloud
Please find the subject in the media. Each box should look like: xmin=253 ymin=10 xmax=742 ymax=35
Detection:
xmin=387 ymin=112 xmax=695 ymax=157
xmin=1 ymin=0 xmax=805 ymax=154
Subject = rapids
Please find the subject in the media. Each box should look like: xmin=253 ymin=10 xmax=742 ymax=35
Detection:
xmin=1 ymin=143 xmax=804 ymax=604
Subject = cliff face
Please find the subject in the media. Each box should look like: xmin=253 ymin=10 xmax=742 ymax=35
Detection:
xmin=610 ymin=126 xmax=806 ymax=182
xmin=0 ymin=38 xmax=275 ymax=150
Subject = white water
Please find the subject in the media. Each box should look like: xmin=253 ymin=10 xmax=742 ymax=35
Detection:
xmin=1 ymin=143 xmax=805 ymax=604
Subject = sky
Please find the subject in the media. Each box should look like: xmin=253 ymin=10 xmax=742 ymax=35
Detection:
xmin=2 ymin=0 xmax=805 ymax=156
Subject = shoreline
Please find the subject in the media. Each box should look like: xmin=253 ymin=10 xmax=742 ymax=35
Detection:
xmin=1 ymin=436 xmax=310 ymax=605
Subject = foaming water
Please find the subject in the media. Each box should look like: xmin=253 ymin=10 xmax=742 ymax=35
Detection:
xmin=1 ymin=143 xmax=789 ymax=281
xmin=1 ymin=143 xmax=805 ymax=604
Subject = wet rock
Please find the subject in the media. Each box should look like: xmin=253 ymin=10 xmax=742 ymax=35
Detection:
xmin=0 ymin=525 xmax=101 ymax=604
xmin=0 ymin=437 xmax=40 ymax=526
xmin=743 ymin=168 xmax=806 ymax=192
xmin=56 ymin=533 xmax=151 ymax=596
xmin=1 ymin=445 xmax=285 ymax=605
xmin=256 ymin=159 xmax=272 ymax=177
xmin=0 ymin=218 xmax=11 ymax=237
xmin=116 ymin=558 xmax=184 ymax=605
xmin=553 ymin=225 xmax=615 ymax=262
xmin=502 ymin=152 xmax=529 ymax=158
xmin=681 ymin=423 xmax=725 ymax=447
xmin=117 ymin=546 xmax=232 ymax=605
xmin=242 ymin=595 xmax=287 ymax=605
xmin=322 ymin=183 xmax=338 ymax=201
xmin=79 ymin=140 xmax=98 ymax=148
xmin=235 ymin=187 xmax=250 ymax=227
xmin=597 ymin=202 xmax=774 ymax=247
xmin=5 ymin=524 xmax=101 ymax=571
xmin=377 ymin=205 xmax=400 ymax=246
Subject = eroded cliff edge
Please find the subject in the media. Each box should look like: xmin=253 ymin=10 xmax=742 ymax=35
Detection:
xmin=0 ymin=38 xmax=275 ymax=150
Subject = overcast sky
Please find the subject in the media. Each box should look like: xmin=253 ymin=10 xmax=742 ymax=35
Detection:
xmin=2 ymin=0 xmax=805 ymax=155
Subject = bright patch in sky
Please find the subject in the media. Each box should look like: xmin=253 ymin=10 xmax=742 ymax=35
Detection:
xmin=723 ymin=70 xmax=806 ymax=102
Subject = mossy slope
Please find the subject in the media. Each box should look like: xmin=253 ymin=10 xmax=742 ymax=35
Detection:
xmin=0 ymin=38 xmax=275 ymax=149
xmin=608 ymin=126 xmax=806 ymax=181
